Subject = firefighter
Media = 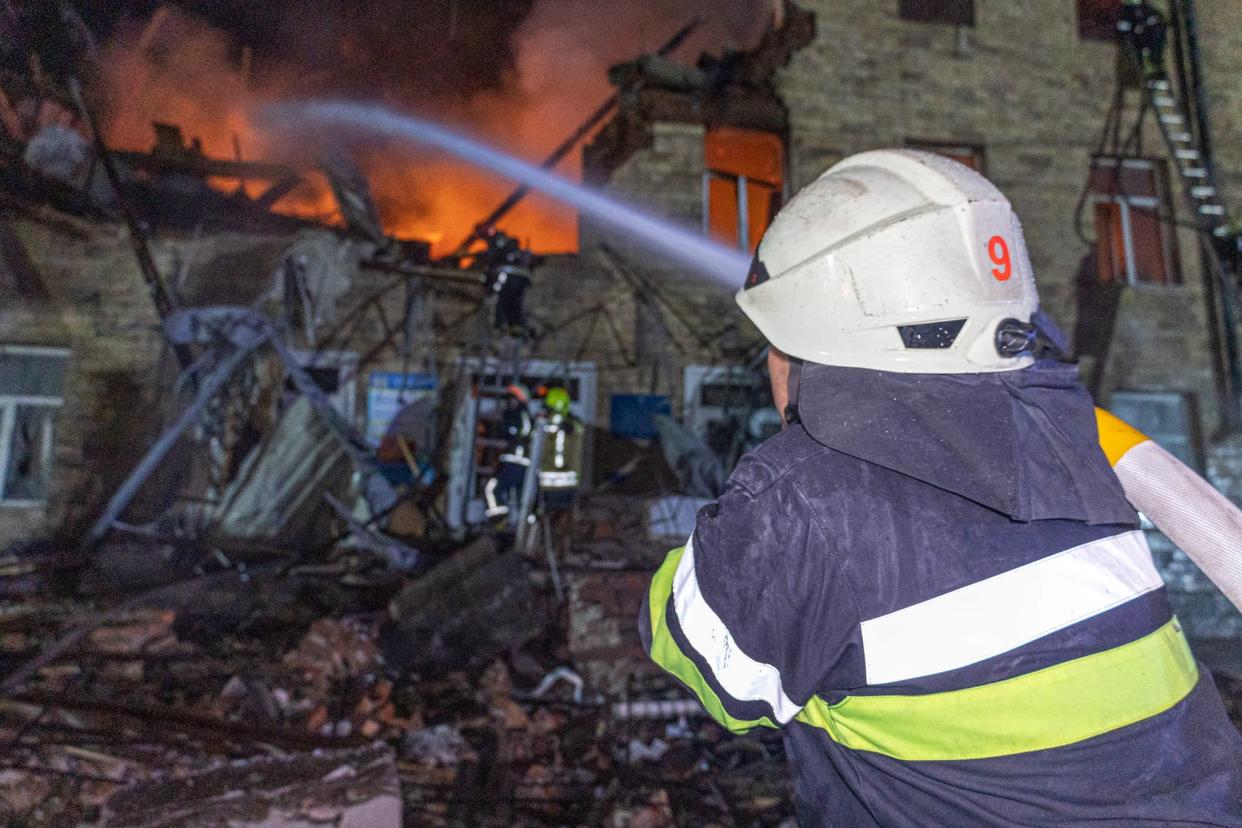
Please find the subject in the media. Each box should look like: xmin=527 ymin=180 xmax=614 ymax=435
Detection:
xmin=483 ymin=384 xmax=532 ymax=524
xmin=641 ymin=149 xmax=1242 ymax=826
xmin=537 ymin=386 xmax=583 ymax=514
xmin=1118 ymin=0 xmax=1168 ymax=80
xmin=476 ymin=226 xmax=539 ymax=336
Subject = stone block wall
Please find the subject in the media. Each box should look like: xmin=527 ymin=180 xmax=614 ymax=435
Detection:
xmin=0 ymin=215 xmax=328 ymax=549
xmin=572 ymin=1 xmax=1242 ymax=642
xmin=0 ymin=212 xmax=171 ymax=549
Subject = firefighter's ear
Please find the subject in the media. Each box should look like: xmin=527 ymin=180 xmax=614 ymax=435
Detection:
xmin=767 ymin=347 xmax=792 ymax=422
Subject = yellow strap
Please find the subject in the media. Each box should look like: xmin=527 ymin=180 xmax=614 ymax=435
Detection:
xmin=796 ymin=618 xmax=1197 ymax=761
xmin=1095 ymin=407 xmax=1150 ymax=466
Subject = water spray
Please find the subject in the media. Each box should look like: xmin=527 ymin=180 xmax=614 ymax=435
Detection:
xmin=260 ymin=101 xmax=752 ymax=290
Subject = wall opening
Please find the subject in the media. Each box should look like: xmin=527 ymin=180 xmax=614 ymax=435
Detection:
xmin=703 ymin=126 xmax=784 ymax=254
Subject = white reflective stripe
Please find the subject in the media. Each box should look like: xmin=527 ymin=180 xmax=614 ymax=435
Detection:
xmin=539 ymin=470 xmax=579 ymax=487
xmin=672 ymin=536 xmax=801 ymax=723
xmin=861 ymin=530 xmax=1164 ymax=685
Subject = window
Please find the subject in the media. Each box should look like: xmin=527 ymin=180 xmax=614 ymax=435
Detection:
xmin=445 ymin=357 xmax=597 ymax=530
xmin=906 ymin=140 xmax=987 ymax=174
xmin=899 ymin=0 xmax=975 ymax=27
xmin=704 ymin=127 xmax=784 ymax=254
xmin=0 ymin=346 xmax=68 ymax=505
xmin=682 ymin=365 xmax=779 ymax=454
xmin=1109 ymin=391 xmax=1202 ymax=470
xmin=1089 ymin=158 xmax=1180 ymax=286
xmin=1078 ymin=0 xmax=1121 ymax=41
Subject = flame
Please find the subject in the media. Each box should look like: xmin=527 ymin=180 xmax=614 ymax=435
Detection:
xmin=90 ymin=2 xmax=773 ymax=257
xmin=93 ymin=5 xmax=587 ymax=255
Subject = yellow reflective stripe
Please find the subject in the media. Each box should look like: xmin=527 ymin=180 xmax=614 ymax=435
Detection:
xmin=647 ymin=546 xmax=778 ymax=734
xmin=1096 ymin=407 xmax=1151 ymax=467
xmin=797 ymin=618 xmax=1197 ymax=761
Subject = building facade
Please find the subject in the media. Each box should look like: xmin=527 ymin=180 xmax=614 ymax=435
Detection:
xmin=573 ymin=0 xmax=1242 ymax=641
xmin=4 ymin=1 xmax=1242 ymax=642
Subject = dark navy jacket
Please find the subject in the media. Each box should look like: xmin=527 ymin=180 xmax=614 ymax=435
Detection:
xmin=643 ymin=363 xmax=1242 ymax=826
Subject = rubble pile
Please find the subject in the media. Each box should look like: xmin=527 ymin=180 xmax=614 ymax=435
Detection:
xmin=0 ymin=514 xmax=798 ymax=827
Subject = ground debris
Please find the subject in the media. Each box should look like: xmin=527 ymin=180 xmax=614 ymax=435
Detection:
xmin=99 ymin=744 xmax=401 ymax=828
xmin=30 ymin=483 xmax=1242 ymax=826
xmin=0 ymin=507 xmax=810 ymax=827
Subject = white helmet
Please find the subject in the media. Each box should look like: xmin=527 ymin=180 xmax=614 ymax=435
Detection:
xmin=735 ymin=149 xmax=1040 ymax=374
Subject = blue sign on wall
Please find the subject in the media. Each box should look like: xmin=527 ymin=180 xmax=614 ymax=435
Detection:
xmin=610 ymin=394 xmax=671 ymax=440
xmin=366 ymin=371 xmax=438 ymax=446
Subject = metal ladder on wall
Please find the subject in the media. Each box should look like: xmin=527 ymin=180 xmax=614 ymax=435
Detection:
xmin=1145 ymin=78 xmax=1231 ymax=236
xmin=1143 ymin=74 xmax=1242 ymax=429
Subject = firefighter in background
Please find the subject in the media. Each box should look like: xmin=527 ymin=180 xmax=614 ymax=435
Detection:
xmin=475 ymin=225 xmax=540 ymax=337
xmin=641 ymin=149 xmax=1242 ymax=825
xmin=483 ymin=384 xmax=532 ymax=525
xmin=1117 ymin=0 xmax=1168 ymax=79
xmin=537 ymin=387 xmax=584 ymax=514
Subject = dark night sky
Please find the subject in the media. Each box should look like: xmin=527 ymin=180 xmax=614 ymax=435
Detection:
xmin=70 ymin=1 xmax=536 ymax=105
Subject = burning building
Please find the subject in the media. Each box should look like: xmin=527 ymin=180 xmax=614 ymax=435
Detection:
xmin=1 ymin=0 xmax=1242 ymax=824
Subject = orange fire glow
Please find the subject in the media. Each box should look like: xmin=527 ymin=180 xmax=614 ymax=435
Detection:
xmin=94 ymin=5 xmax=595 ymax=256
xmin=91 ymin=3 xmax=773 ymax=257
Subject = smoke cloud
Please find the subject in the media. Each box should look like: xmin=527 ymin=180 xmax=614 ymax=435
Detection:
xmin=83 ymin=0 xmax=777 ymax=253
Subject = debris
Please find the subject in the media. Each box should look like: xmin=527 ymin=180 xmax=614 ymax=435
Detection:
xmin=283 ymin=617 xmax=381 ymax=698
xmin=384 ymin=541 xmax=545 ymax=676
xmin=210 ymin=396 xmax=353 ymax=543
xmin=653 ymin=414 xmax=727 ymax=498
xmin=322 ymin=148 xmax=387 ymax=246
xmin=99 ymin=744 xmax=401 ymax=828
xmin=530 ymin=666 xmax=586 ymax=703
xmin=22 ymin=123 xmax=93 ymax=188
xmin=87 ymin=609 xmax=177 ymax=656
xmin=627 ymin=737 xmax=671 ymax=763
xmin=325 ymin=491 xmax=421 ymax=571
xmin=402 ymin=725 xmax=477 ymax=766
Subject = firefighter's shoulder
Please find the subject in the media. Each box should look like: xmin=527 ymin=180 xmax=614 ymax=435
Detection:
xmin=726 ymin=421 xmax=832 ymax=497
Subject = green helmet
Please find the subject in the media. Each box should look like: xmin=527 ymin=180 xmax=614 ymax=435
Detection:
xmin=544 ymin=386 xmax=572 ymax=415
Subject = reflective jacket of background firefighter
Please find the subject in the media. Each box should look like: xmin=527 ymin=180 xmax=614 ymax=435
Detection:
xmin=640 ymin=360 xmax=1242 ymax=827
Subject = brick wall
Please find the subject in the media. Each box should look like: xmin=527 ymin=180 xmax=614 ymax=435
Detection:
xmin=1 ymin=212 xmax=169 ymax=548
xmin=572 ymin=1 xmax=1242 ymax=640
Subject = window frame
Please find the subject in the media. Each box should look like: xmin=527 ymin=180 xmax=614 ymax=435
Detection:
xmin=1087 ymin=157 xmax=1181 ymax=287
xmin=702 ymin=126 xmax=786 ymax=254
xmin=703 ymin=171 xmax=783 ymax=253
xmin=0 ymin=344 xmax=69 ymax=508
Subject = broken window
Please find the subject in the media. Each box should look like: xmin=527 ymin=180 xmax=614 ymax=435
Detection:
xmin=1089 ymin=158 xmax=1181 ymax=286
xmin=0 ymin=346 xmax=68 ymax=504
xmin=899 ymin=0 xmax=975 ymax=27
xmin=704 ymin=127 xmax=784 ymax=254
xmin=1078 ymin=0 xmax=1122 ymax=41
xmin=906 ymin=141 xmax=987 ymax=174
